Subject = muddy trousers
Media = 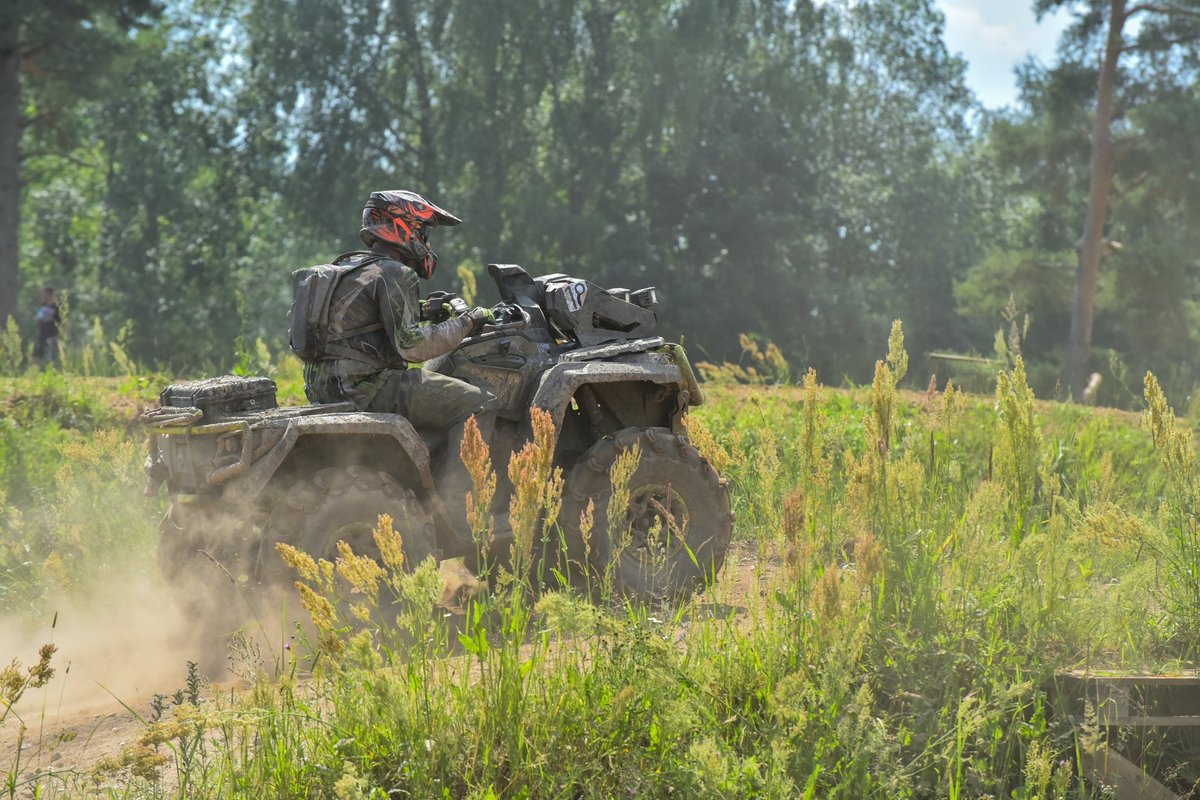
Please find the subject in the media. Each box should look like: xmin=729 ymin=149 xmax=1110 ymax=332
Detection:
xmin=366 ymin=368 xmax=495 ymax=556
xmin=364 ymin=367 xmax=493 ymax=431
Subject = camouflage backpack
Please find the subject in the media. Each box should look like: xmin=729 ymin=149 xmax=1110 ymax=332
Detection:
xmin=288 ymin=251 xmax=384 ymax=363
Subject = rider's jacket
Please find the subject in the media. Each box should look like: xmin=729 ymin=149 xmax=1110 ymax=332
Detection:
xmin=303 ymin=255 xmax=473 ymax=408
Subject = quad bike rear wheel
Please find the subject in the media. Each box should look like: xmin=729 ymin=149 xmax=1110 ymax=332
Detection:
xmin=158 ymin=504 xmax=254 ymax=664
xmin=260 ymin=465 xmax=437 ymax=591
xmin=559 ymin=427 xmax=732 ymax=601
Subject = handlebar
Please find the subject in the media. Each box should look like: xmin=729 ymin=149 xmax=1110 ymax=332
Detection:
xmin=480 ymin=303 xmax=530 ymax=333
xmin=458 ymin=303 xmax=530 ymax=343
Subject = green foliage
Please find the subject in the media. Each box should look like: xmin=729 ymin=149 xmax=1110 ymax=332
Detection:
xmin=10 ymin=0 xmax=993 ymax=385
xmin=2 ymin=0 xmax=165 ymax=329
xmin=133 ymin=337 xmax=1180 ymax=797
xmin=8 ymin=0 xmax=1200 ymax=407
xmin=3 ymin=331 xmax=1198 ymax=795
xmin=15 ymin=0 xmax=1200 ymax=788
xmin=954 ymin=250 xmax=1078 ymax=354
xmin=0 ymin=371 xmax=158 ymax=615
xmin=1142 ymin=371 xmax=1200 ymax=643
xmin=232 ymin=336 xmax=276 ymax=378
xmin=0 ymin=317 xmax=25 ymax=376
xmin=970 ymin=0 xmax=1200 ymax=404
xmin=456 ymin=263 xmax=479 ymax=308
xmin=994 ymin=357 xmax=1043 ymax=526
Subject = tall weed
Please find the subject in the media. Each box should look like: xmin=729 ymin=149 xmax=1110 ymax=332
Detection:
xmin=1143 ymin=371 xmax=1200 ymax=646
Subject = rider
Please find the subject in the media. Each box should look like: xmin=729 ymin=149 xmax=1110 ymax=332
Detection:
xmin=303 ymin=190 xmax=493 ymax=431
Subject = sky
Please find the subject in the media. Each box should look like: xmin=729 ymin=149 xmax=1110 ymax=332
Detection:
xmin=933 ymin=0 xmax=1073 ymax=109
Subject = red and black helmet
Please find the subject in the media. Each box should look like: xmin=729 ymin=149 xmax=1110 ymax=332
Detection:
xmin=359 ymin=190 xmax=463 ymax=279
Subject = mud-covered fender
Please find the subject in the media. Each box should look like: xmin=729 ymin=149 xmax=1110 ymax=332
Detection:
xmin=220 ymin=412 xmax=433 ymax=504
xmin=529 ymin=353 xmax=684 ymax=434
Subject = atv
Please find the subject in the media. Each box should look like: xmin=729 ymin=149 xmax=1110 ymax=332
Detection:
xmin=142 ymin=263 xmax=731 ymax=617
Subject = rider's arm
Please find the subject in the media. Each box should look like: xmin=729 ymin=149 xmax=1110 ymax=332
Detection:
xmin=378 ymin=263 xmax=473 ymax=362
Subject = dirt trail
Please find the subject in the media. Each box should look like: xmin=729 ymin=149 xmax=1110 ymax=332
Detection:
xmin=0 ymin=571 xmax=248 ymax=792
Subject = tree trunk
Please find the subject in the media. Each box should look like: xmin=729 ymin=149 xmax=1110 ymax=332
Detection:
xmin=1065 ymin=0 xmax=1125 ymax=400
xmin=393 ymin=0 xmax=438 ymax=192
xmin=0 ymin=19 xmax=20 ymax=329
xmin=481 ymin=4 xmax=506 ymax=258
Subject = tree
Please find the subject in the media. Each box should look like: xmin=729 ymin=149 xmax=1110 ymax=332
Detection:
xmin=7 ymin=0 xmax=987 ymax=373
xmin=1040 ymin=0 xmax=1200 ymax=398
xmin=237 ymin=0 xmax=979 ymax=379
xmin=0 ymin=0 xmax=160 ymax=329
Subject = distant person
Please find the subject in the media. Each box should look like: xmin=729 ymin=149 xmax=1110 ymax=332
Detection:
xmin=33 ymin=286 xmax=60 ymax=367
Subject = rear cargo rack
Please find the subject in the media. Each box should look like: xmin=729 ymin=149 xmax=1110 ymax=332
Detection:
xmin=142 ymin=406 xmax=204 ymax=428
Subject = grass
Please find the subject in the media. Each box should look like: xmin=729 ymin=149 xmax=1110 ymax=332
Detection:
xmin=1 ymin=323 xmax=1199 ymax=797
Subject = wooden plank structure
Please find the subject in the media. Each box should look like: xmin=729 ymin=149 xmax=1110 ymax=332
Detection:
xmin=1053 ymin=671 xmax=1200 ymax=799
xmin=1079 ymin=743 xmax=1178 ymax=800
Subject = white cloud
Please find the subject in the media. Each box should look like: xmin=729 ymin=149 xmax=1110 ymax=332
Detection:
xmin=934 ymin=0 xmax=1072 ymax=108
xmin=941 ymin=2 xmax=1028 ymax=55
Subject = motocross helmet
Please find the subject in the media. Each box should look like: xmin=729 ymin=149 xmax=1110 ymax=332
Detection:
xmin=359 ymin=190 xmax=462 ymax=279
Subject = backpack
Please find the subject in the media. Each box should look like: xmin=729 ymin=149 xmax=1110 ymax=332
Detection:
xmin=289 ymin=251 xmax=384 ymax=363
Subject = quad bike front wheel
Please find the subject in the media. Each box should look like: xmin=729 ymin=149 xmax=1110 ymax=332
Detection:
xmin=260 ymin=465 xmax=438 ymax=591
xmin=559 ymin=427 xmax=732 ymax=601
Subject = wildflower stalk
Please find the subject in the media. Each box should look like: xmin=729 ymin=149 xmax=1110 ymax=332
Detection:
xmin=604 ymin=442 xmax=641 ymax=596
xmin=507 ymin=407 xmax=564 ymax=587
xmin=800 ymin=367 xmax=830 ymax=537
xmin=461 ymin=415 xmax=497 ymax=567
xmin=994 ymin=356 xmax=1041 ymax=532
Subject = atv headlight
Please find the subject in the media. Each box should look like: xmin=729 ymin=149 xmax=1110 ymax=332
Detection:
xmin=630 ymin=287 xmax=658 ymax=309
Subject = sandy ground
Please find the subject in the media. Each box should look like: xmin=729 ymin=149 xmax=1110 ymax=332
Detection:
xmin=0 ymin=571 xmax=227 ymax=795
xmin=0 ymin=542 xmax=770 ymax=796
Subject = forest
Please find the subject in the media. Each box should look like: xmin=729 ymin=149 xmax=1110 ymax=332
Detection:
xmin=10 ymin=2 xmax=1200 ymax=797
xmin=4 ymin=0 xmax=1200 ymax=405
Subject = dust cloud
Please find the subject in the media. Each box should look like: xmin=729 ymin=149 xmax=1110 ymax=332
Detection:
xmin=0 ymin=567 xmax=279 ymax=724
